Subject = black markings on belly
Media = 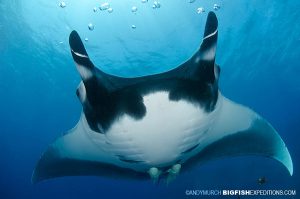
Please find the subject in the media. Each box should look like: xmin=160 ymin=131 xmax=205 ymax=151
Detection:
xmin=181 ymin=144 xmax=199 ymax=154
xmin=116 ymin=155 xmax=144 ymax=164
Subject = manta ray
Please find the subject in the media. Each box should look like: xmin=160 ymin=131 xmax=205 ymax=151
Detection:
xmin=32 ymin=12 xmax=293 ymax=183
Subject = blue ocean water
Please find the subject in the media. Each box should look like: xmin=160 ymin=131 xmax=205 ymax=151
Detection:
xmin=0 ymin=0 xmax=299 ymax=198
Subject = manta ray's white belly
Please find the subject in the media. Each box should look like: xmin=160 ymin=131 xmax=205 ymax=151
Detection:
xmin=85 ymin=92 xmax=219 ymax=170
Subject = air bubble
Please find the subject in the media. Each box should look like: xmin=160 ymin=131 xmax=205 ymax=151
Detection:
xmin=131 ymin=6 xmax=138 ymax=13
xmin=93 ymin=7 xmax=98 ymax=12
xmin=153 ymin=1 xmax=161 ymax=9
xmin=107 ymin=7 xmax=113 ymax=13
xmin=131 ymin=25 xmax=137 ymax=29
xmin=197 ymin=7 xmax=205 ymax=14
xmin=59 ymin=1 xmax=66 ymax=8
xmin=99 ymin=2 xmax=110 ymax=11
xmin=141 ymin=0 xmax=148 ymax=3
xmin=213 ymin=4 xmax=220 ymax=11
xmin=88 ymin=23 xmax=94 ymax=31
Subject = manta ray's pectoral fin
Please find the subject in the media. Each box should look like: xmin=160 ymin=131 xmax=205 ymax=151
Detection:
xmin=31 ymin=115 xmax=148 ymax=184
xmin=185 ymin=96 xmax=293 ymax=176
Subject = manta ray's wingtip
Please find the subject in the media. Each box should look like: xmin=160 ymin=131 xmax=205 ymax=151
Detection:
xmin=287 ymin=156 xmax=293 ymax=176
xmin=31 ymin=165 xmax=44 ymax=184
xmin=31 ymin=169 xmax=40 ymax=184
xmin=31 ymin=149 xmax=53 ymax=184
xmin=277 ymin=145 xmax=293 ymax=176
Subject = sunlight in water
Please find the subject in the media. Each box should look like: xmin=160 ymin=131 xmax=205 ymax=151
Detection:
xmin=18 ymin=0 xmax=223 ymax=76
xmin=0 ymin=0 xmax=299 ymax=198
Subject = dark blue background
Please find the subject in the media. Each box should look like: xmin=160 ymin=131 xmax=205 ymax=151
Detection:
xmin=0 ymin=0 xmax=299 ymax=198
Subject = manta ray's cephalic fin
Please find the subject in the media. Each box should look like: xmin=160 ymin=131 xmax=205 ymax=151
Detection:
xmin=180 ymin=11 xmax=219 ymax=83
xmin=69 ymin=12 xmax=219 ymax=94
